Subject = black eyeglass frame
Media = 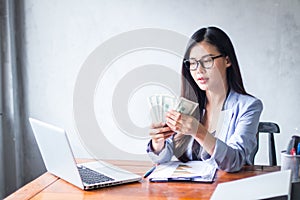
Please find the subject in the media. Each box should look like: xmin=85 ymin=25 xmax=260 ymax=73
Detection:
xmin=184 ymin=54 xmax=224 ymax=70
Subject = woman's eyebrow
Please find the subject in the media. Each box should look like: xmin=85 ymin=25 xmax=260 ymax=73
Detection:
xmin=201 ymin=53 xmax=214 ymax=57
xmin=189 ymin=54 xmax=214 ymax=59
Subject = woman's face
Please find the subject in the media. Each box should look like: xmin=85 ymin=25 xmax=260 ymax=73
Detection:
xmin=189 ymin=41 xmax=231 ymax=92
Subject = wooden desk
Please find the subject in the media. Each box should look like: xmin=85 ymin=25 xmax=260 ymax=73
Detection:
xmin=5 ymin=160 xmax=280 ymax=200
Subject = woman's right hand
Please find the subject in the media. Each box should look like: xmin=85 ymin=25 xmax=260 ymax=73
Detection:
xmin=149 ymin=122 xmax=174 ymax=153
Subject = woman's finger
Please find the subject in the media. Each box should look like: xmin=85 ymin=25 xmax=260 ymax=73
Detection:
xmin=151 ymin=132 xmax=174 ymax=141
xmin=163 ymin=132 xmax=174 ymax=139
xmin=151 ymin=133 xmax=168 ymax=140
xmin=149 ymin=126 xmax=171 ymax=135
xmin=166 ymin=120 xmax=182 ymax=132
xmin=166 ymin=114 xmax=184 ymax=127
xmin=149 ymin=127 xmax=173 ymax=136
xmin=167 ymin=110 xmax=182 ymax=121
xmin=150 ymin=122 xmax=166 ymax=129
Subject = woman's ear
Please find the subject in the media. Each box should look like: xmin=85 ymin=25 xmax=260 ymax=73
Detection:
xmin=225 ymin=56 xmax=231 ymax=68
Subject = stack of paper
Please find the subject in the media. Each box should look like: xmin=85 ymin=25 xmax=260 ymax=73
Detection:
xmin=148 ymin=161 xmax=217 ymax=183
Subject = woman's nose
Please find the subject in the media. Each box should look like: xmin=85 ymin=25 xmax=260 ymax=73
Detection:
xmin=197 ymin=64 xmax=206 ymax=74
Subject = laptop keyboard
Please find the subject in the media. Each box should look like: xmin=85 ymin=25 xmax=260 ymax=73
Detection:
xmin=77 ymin=166 xmax=115 ymax=184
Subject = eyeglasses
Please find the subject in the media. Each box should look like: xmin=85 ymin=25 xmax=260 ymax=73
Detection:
xmin=183 ymin=54 xmax=223 ymax=70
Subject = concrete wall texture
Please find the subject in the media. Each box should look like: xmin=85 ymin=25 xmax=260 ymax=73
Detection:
xmin=23 ymin=0 xmax=300 ymax=174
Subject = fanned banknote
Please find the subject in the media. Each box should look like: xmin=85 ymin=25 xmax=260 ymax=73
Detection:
xmin=148 ymin=94 xmax=198 ymax=123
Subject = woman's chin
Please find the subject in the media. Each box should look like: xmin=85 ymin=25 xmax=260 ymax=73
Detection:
xmin=197 ymin=84 xmax=208 ymax=91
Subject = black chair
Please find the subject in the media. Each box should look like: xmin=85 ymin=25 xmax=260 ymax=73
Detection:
xmin=251 ymin=122 xmax=280 ymax=166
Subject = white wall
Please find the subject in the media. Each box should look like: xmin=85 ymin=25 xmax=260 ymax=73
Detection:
xmin=24 ymin=0 xmax=300 ymax=165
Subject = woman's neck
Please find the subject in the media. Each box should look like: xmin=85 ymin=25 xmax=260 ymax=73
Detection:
xmin=205 ymin=85 xmax=228 ymax=107
xmin=203 ymin=86 xmax=229 ymax=133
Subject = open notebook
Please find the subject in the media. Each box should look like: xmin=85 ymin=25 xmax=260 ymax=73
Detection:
xmin=148 ymin=161 xmax=217 ymax=182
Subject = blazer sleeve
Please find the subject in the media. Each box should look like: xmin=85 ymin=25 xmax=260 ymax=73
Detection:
xmin=146 ymin=138 xmax=174 ymax=164
xmin=210 ymin=97 xmax=263 ymax=172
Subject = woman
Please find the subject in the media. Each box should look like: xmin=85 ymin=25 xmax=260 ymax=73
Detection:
xmin=147 ymin=26 xmax=263 ymax=172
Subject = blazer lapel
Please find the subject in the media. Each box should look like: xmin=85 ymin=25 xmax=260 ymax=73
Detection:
xmin=215 ymin=90 xmax=238 ymax=142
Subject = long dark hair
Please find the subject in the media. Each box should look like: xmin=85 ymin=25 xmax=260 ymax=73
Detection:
xmin=182 ymin=26 xmax=248 ymax=120
xmin=174 ymin=27 xmax=248 ymax=161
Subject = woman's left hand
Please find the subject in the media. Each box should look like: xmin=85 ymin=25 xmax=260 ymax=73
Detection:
xmin=166 ymin=110 xmax=206 ymax=137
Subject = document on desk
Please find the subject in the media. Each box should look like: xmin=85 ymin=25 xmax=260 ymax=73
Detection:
xmin=210 ymin=170 xmax=292 ymax=200
xmin=148 ymin=161 xmax=217 ymax=182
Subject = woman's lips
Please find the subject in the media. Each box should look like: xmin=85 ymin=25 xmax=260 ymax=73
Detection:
xmin=197 ymin=77 xmax=208 ymax=84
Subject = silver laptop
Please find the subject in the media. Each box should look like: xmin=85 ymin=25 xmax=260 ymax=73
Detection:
xmin=29 ymin=118 xmax=141 ymax=190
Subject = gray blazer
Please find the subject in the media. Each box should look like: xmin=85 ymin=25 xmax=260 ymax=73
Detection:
xmin=147 ymin=90 xmax=263 ymax=172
